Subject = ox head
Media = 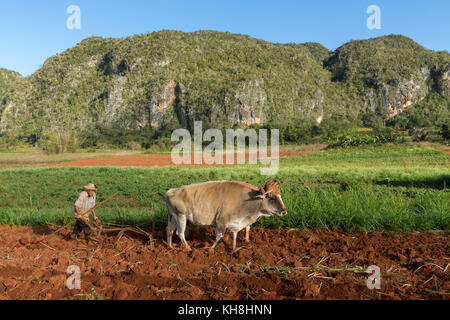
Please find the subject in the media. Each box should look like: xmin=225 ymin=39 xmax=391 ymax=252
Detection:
xmin=256 ymin=179 xmax=287 ymax=217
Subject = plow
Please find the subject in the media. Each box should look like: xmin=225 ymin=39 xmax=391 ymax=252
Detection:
xmin=51 ymin=191 xmax=155 ymax=248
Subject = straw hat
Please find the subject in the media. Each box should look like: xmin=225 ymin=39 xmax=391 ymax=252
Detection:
xmin=83 ymin=183 xmax=98 ymax=191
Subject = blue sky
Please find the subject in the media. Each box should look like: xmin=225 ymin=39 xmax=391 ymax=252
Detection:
xmin=1 ymin=0 xmax=449 ymax=76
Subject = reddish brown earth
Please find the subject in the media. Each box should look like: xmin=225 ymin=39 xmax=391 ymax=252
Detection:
xmin=0 ymin=225 xmax=448 ymax=300
xmin=53 ymin=152 xmax=300 ymax=168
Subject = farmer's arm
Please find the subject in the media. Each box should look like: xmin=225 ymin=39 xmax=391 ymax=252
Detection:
xmin=91 ymin=208 xmax=100 ymax=222
xmin=74 ymin=205 xmax=85 ymax=221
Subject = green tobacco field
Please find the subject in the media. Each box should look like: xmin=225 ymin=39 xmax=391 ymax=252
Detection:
xmin=0 ymin=144 xmax=448 ymax=232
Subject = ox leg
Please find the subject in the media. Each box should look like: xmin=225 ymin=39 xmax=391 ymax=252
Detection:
xmin=176 ymin=215 xmax=191 ymax=251
xmin=245 ymin=226 xmax=250 ymax=243
xmin=232 ymin=232 xmax=238 ymax=252
xmin=209 ymin=226 xmax=225 ymax=252
xmin=166 ymin=216 xmax=177 ymax=249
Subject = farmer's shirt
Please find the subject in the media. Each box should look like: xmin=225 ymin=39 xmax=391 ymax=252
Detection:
xmin=74 ymin=191 xmax=96 ymax=220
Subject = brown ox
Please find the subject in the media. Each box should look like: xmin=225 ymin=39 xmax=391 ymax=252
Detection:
xmin=165 ymin=179 xmax=287 ymax=252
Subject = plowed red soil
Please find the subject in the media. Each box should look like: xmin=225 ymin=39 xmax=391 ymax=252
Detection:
xmin=54 ymin=152 xmax=299 ymax=167
xmin=0 ymin=225 xmax=448 ymax=300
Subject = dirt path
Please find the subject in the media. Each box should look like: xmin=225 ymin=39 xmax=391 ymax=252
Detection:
xmin=0 ymin=226 xmax=448 ymax=300
xmin=53 ymin=152 xmax=300 ymax=167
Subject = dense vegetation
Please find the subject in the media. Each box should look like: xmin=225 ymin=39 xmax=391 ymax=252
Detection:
xmin=327 ymin=132 xmax=397 ymax=148
xmin=0 ymin=68 xmax=22 ymax=102
xmin=0 ymin=146 xmax=448 ymax=231
xmin=0 ymin=31 xmax=448 ymax=151
xmin=387 ymin=92 xmax=450 ymax=130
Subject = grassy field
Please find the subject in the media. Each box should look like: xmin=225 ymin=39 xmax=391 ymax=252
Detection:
xmin=0 ymin=144 xmax=448 ymax=232
xmin=281 ymin=143 xmax=450 ymax=168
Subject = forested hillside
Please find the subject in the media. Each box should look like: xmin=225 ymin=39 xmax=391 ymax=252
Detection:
xmin=0 ymin=31 xmax=448 ymax=149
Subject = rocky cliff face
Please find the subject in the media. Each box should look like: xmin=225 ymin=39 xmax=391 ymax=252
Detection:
xmin=0 ymin=69 xmax=22 ymax=102
xmin=441 ymin=70 xmax=450 ymax=97
xmin=365 ymin=76 xmax=429 ymax=117
xmin=224 ymin=80 xmax=267 ymax=126
xmin=0 ymin=31 xmax=448 ymax=142
xmin=325 ymin=35 xmax=449 ymax=119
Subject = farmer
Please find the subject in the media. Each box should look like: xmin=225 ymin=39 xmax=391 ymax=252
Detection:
xmin=70 ymin=183 xmax=101 ymax=241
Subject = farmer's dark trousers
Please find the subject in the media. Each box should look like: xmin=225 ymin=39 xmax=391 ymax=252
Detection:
xmin=71 ymin=219 xmax=91 ymax=238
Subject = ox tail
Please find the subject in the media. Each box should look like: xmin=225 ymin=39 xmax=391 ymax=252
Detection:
xmin=165 ymin=192 xmax=176 ymax=224
xmin=167 ymin=196 xmax=170 ymax=226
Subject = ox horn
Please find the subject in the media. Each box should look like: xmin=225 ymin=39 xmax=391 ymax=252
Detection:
xmin=256 ymin=188 xmax=273 ymax=199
